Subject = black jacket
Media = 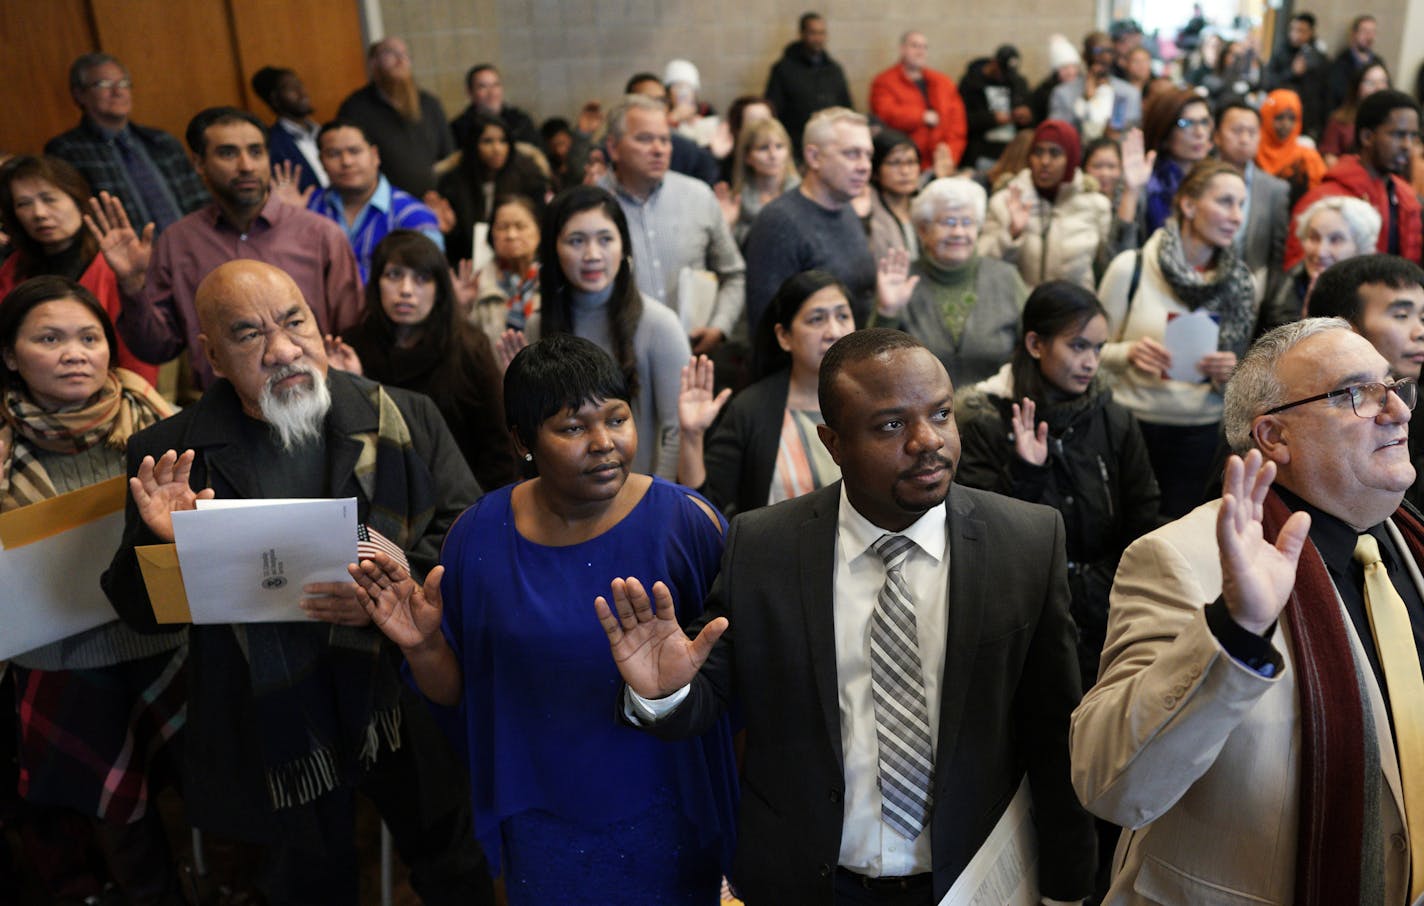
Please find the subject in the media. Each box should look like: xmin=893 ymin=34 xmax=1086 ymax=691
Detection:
xmin=958 ymin=58 xmax=1031 ymax=167
xmin=955 ymin=380 xmax=1161 ymax=689
xmin=764 ymin=41 xmax=853 ymax=153
xmin=698 ymin=370 xmax=790 ymax=517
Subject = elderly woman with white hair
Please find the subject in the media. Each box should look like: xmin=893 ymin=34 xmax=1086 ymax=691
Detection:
xmin=871 ymin=177 xmax=1028 ymax=388
xmin=1258 ymin=195 xmax=1382 ymax=333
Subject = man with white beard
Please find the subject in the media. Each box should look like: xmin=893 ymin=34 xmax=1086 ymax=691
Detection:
xmin=101 ymin=260 xmax=494 ymax=905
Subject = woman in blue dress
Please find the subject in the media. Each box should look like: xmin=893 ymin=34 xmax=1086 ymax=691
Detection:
xmin=348 ymin=333 xmax=737 ymax=905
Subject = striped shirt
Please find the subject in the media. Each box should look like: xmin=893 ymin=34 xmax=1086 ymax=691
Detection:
xmin=307 ymin=175 xmax=444 ymax=281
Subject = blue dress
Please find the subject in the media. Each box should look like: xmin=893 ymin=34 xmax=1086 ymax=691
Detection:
xmin=438 ymin=477 xmax=738 ymax=905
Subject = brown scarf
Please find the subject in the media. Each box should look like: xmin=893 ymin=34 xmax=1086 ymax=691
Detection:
xmin=1262 ymin=490 xmax=1424 ymax=904
xmin=0 ymin=368 xmax=172 ymax=511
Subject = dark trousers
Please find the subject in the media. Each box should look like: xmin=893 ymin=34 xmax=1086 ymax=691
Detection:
xmin=1138 ymin=420 xmax=1223 ymax=519
xmin=254 ymin=688 xmax=494 ymax=906
xmin=832 ymin=867 xmax=934 ymax=905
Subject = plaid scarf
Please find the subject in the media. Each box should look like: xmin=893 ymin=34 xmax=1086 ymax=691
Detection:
xmin=233 ymin=382 xmax=436 ymax=812
xmin=0 ymin=368 xmax=172 ymax=512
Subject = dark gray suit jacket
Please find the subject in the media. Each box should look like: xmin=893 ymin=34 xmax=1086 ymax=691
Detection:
xmin=643 ymin=481 xmax=1096 ymax=903
xmin=1242 ymin=163 xmax=1291 ymax=301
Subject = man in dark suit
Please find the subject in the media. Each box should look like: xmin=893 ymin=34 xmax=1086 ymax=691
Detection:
xmin=251 ymin=65 xmax=327 ymax=196
xmin=598 ymin=329 xmax=1095 ymax=903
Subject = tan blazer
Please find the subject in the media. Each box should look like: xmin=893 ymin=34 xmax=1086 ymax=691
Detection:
xmin=1070 ymin=500 xmax=1411 ymax=905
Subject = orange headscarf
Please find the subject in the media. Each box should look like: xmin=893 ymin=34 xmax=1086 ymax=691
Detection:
xmin=1256 ymin=89 xmax=1327 ymax=188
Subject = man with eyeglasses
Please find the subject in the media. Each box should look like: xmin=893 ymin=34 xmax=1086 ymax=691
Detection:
xmin=45 ymin=53 xmax=209 ymax=235
xmin=1073 ymin=316 xmax=1424 ymax=904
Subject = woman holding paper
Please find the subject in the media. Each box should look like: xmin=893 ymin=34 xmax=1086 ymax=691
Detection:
xmin=0 ymin=275 xmax=182 ymax=902
xmin=1097 ymin=158 xmax=1255 ymax=517
xmin=348 ymin=334 xmax=737 ymax=905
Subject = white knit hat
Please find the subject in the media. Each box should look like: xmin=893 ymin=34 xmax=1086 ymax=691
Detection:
xmin=663 ymin=59 xmax=701 ymax=91
xmin=1048 ymin=34 xmax=1079 ymax=70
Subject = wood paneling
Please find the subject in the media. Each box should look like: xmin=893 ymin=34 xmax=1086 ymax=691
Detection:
xmin=89 ymin=0 xmax=245 ymax=146
xmin=230 ymin=0 xmax=368 ymax=123
xmin=0 ymin=1 xmax=98 ymax=154
xmin=0 ymin=2 xmax=368 ymax=160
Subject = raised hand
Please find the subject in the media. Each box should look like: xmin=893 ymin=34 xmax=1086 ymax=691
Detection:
xmin=875 ymin=247 xmax=920 ymax=318
xmin=1006 ymin=185 xmax=1032 ymax=239
xmin=130 ymin=449 xmax=215 ymax=542
xmin=1119 ymin=128 xmax=1156 ymax=193
xmin=595 ymin=576 xmax=727 ymax=700
xmin=422 ymin=191 xmax=457 ymax=233
xmin=679 ymin=355 xmax=732 ymax=438
xmin=1217 ymin=451 xmax=1310 ymax=635
xmin=346 ymin=553 xmax=446 ymax=650
xmin=1011 ymin=398 xmax=1049 ymax=466
xmin=85 ymin=192 xmax=153 ymax=294
xmin=271 ymin=161 xmax=314 ymax=207
xmin=324 ymin=334 xmax=363 ymax=375
xmin=1127 ymin=336 xmax=1172 ymax=378
xmin=450 ymin=258 xmax=479 ymax=314
xmin=495 ymin=328 xmax=527 ymax=373
xmin=713 ymin=181 xmax=739 ymax=227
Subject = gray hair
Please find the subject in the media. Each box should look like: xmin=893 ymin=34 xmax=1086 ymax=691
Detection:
xmin=911 ymin=177 xmax=987 ymax=227
xmin=1222 ymin=317 xmax=1354 ymax=453
xmin=1294 ymin=195 xmax=1382 ymax=252
xmin=606 ymin=94 xmax=669 ymax=144
xmin=802 ymin=106 xmax=867 ymax=152
xmin=69 ymin=53 xmax=126 ymax=92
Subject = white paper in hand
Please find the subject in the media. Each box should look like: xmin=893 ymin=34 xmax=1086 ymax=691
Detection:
xmin=677 ymin=267 xmax=719 ymax=333
xmin=1163 ymin=310 xmax=1220 ymax=383
xmin=173 ymin=498 xmax=358 ymax=623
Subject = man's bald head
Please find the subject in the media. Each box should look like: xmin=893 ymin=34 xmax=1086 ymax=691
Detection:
xmin=195 ymin=260 xmax=329 ymax=430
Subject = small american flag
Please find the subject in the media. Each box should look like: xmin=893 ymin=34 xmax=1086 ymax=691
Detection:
xmin=356 ymin=524 xmax=409 ymax=573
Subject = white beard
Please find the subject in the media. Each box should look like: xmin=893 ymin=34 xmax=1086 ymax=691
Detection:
xmin=258 ymin=364 xmax=332 ymax=451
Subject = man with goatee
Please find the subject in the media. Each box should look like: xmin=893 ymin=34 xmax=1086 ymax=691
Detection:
xmin=338 ymin=37 xmax=453 ymax=196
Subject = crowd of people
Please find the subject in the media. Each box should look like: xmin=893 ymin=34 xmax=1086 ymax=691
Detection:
xmin=3 ymin=7 xmax=1424 ymax=906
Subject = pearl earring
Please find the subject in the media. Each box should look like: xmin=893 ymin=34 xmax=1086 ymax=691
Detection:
xmin=523 ymin=452 xmax=533 ymax=462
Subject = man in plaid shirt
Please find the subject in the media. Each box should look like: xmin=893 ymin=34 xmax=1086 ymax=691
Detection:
xmin=45 ymin=52 xmax=209 ymax=235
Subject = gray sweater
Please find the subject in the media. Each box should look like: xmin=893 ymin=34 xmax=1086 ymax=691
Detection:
xmin=527 ymin=290 xmax=691 ymax=479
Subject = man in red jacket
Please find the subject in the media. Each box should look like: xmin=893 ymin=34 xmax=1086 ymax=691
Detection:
xmin=869 ymin=32 xmax=968 ymax=171
xmin=1286 ymin=89 xmax=1421 ymax=267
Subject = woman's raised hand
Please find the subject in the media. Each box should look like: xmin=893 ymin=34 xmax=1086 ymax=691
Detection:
xmin=347 ymin=552 xmax=446 ymax=651
xmin=678 ymin=355 xmax=731 ymax=438
xmin=85 ymin=192 xmax=153 ymax=294
xmin=595 ymin=577 xmax=727 ymax=700
xmin=1010 ymin=398 xmax=1049 ymax=466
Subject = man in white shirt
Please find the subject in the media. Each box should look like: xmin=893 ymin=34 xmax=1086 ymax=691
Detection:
xmin=598 ymin=329 xmax=1095 ymax=903
xmin=252 ymin=66 xmax=329 ymax=196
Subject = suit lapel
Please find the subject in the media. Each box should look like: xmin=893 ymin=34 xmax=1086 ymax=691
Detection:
xmin=934 ymin=487 xmax=987 ymax=798
xmin=799 ymin=485 xmax=844 ymax=767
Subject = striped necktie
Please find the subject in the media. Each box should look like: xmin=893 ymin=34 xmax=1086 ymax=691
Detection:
xmin=870 ymin=533 xmax=935 ymax=840
xmin=1355 ymin=533 xmax=1424 ymax=900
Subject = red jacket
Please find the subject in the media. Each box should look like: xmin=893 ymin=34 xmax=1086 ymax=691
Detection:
xmin=0 ymin=253 xmax=160 ymax=386
xmin=869 ymin=65 xmax=968 ymax=169
xmin=1285 ymin=154 xmax=1422 ymax=268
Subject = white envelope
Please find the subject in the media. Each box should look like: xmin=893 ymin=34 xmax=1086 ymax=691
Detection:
xmin=1163 ymin=309 xmax=1220 ymax=383
xmin=172 ymin=497 xmax=358 ymax=623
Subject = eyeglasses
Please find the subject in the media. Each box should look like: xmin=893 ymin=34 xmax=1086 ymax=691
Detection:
xmin=1175 ymin=116 xmax=1213 ymax=131
xmin=934 ymin=217 xmax=978 ymax=229
xmin=85 ymin=78 xmax=132 ymax=91
xmin=883 ymin=156 xmax=920 ymax=169
xmin=1263 ymin=378 xmax=1418 ymax=418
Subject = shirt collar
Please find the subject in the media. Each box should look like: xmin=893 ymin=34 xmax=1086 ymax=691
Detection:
xmin=1275 ymin=483 xmax=1391 ymax=576
xmin=601 ymin=170 xmax=664 ymax=205
xmin=277 ymin=117 xmax=319 ymax=139
xmin=837 ymin=483 xmax=948 ymax=569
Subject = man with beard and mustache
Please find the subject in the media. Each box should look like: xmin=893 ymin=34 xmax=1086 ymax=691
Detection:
xmin=1286 ymin=90 xmax=1423 ymax=268
xmin=102 ymin=259 xmax=494 ymax=906
xmin=88 ymin=106 xmax=363 ymax=393
xmin=338 ymin=37 xmax=454 ymax=197
xmin=596 ymin=329 xmax=1096 ymax=903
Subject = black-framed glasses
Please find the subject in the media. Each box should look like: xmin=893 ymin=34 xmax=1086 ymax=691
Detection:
xmin=1263 ymin=378 xmax=1418 ymax=418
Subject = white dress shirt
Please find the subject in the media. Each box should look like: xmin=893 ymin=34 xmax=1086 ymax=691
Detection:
xmin=833 ymin=486 xmax=949 ymax=877
xmin=279 ymin=117 xmax=329 ymax=188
